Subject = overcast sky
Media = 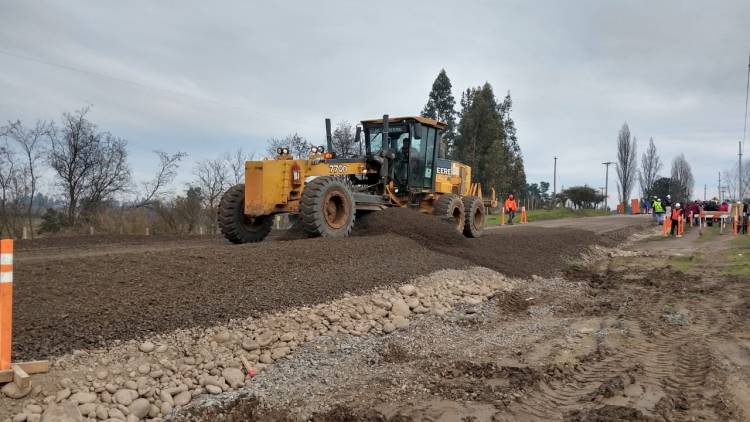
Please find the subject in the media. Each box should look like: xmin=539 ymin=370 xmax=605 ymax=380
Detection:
xmin=1 ymin=1 xmax=749 ymax=200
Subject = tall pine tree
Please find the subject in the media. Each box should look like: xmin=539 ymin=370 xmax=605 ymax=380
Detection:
xmin=421 ymin=69 xmax=457 ymax=157
xmin=498 ymin=91 xmax=527 ymax=196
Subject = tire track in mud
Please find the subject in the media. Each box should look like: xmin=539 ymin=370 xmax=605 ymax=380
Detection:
xmin=495 ymin=282 xmax=733 ymax=421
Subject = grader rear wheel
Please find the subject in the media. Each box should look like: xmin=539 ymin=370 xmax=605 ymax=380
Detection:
xmin=217 ymin=184 xmax=273 ymax=244
xmin=462 ymin=196 xmax=485 ymax=238
xmin=433 ymin=194 xmax=465 ymax=233
xmin=300 ymin=177 xmax=356 ymax=238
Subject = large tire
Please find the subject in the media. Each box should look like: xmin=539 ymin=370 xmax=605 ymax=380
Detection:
xmin=433 ymin=194 xmax=465 ymax=233
xmin=300 ymin=177 xmax=356 ymax=238
xmin=217 ymin=184 xmax=273 ymax=244
xmin=462 ymin=196 xmax=485 ymax=238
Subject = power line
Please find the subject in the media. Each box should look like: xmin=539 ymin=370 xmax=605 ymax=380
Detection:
xmin=0 ymin=47 xmax=321 ymax=130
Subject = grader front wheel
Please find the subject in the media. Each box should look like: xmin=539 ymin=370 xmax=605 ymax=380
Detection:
xmin=217 ymin=184 xmax=273 ymax=244
xmin=462 ymin=196 xmax=485 ymax=238
xmin=300 ymin=177 xmax=356 ymax=238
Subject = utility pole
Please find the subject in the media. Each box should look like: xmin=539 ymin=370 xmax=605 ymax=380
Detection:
xmin=553 ymin=156 xmax=558 ymax=198
xmin=740 ymin=140 xmax=744 ymax=201
xmin=599 ymin=187 xmax=606 ymax=209
xmin=602 ymin=161 xmax=614 ymax=210
xmin=718 ymin=172 xmax=722 ymax=201
xmin=704 ymin=184 xmax=707 ymax=201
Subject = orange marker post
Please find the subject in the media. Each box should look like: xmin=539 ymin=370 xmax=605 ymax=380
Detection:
xmin=500 ymin=207 xmax=506 ymax=226
xmin=0 ymin=239 xmax=12 ymax=371
xmin=677 ymin=216 xmax=684 ymax=238
xmin=520 ymin=206 xmax=528 ymax=224
xmin=663 ymin=216 xmax=671 ymax=236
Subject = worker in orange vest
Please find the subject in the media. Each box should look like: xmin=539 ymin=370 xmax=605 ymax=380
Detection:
xmin=504 ymin=194 xmax=518 ymax=225
xmin=670 ymin=203 xmax=683 ymax=237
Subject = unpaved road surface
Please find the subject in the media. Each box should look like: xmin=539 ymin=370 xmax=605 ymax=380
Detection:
xmin=177 ymin=221 xmax=750 ymax=421
xmin=12 ymin=212 xmax=647 ymax=361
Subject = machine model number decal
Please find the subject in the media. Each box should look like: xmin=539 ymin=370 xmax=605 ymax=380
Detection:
xmin=328 ymin=165 xmax=348 ymax=174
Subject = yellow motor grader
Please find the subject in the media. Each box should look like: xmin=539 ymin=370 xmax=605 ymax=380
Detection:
xmin=218 ymin=115 xmax=497 ymax=243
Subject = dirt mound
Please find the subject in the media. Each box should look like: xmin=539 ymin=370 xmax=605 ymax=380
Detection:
xmin=354 ymin=208 xmax=467 ymax=247
xmin=174 ymin=394 xmax=292 ymax=422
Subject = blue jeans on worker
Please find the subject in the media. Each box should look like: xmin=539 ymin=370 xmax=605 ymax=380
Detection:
xmin=507 ymin=210 xmax=515 ymax=225
xmin=656 ymin=213 xmax=664 ymax=224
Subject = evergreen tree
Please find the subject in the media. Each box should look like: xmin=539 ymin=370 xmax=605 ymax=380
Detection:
xmin=421 ymin=69 xmax=457 ymax=157
xmin=498 ymin=91 xmax=527 ymax=196
xmin=454 ymin=83 xmax=507 ymax=194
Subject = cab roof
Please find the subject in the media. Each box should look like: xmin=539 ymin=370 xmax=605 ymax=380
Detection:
xmin=360 ymin=116 xmax=447 ymax=130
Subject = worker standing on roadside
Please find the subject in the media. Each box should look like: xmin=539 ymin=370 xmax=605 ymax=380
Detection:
xmin=505 ymin=194 xmax=518 ymax=225
xmin=664 ymin=194 xmax=673 ymax=216
xmin=670 ymin=203 xmax=683 ymax=237
xmin=653 ymin=197 xmax=665 ymax=225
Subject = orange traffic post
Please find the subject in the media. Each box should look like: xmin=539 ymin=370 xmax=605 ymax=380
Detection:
xmin=663 ymin=216 xmax=671 ymax=236
xmin=677 ymin=217 xmax=684 ymax=238
xmin=0 ymin=239 xmax=48 ymax=387
xmin=0 ymin=239 xmax=12 ymax=371
xmin=734 ymin=216 xmax=739 ymax=236
xmin=500 ymin=207 xmax=505 ymax=226
xmin=520 ymin=206 xmax=528 ymax=224
xmin=689 ymin=211 xmax=694 ymax=227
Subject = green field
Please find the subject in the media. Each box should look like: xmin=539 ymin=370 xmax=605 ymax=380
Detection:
xmin=485 ymin=208 xmax=611 ymax=226
xmin=724 ymin=235 xmax=750 ymax=277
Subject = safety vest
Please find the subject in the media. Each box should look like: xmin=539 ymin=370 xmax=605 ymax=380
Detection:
xmin=653 ymin=201 xmax=664 ymax=213
xmin=671 ymin=209 xmax=681 ymax=220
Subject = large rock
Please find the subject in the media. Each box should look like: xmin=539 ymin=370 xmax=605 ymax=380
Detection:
xmin=222 ymin=367 xmax=245 ymax=389
xmin=173 ymin=390 xmax=191 ymax=407
xmin=128 ymin=398 xmax=151 ymax=418
xmin=70 ymin=391 xmax=96 ymax=404
xmin=2 ymin=381 xmax=32 ymax=399
xmin=241 ymin=339 xmax=259 ymax=351
xmin=398 ymin=284 xmax=417 ymax=296
xmin=138 ymin=341 xmax=155 ymax=353
xmin=113 ymin=388 xmax=138 ymax=405
xmin=40 ymin=402 xmax=82 ymax=422
xmin=390 ymin=298 xmax=411 ymax=317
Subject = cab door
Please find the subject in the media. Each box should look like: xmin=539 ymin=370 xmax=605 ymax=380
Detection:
xmin=407 ymin=123 xmax=438 ymax=192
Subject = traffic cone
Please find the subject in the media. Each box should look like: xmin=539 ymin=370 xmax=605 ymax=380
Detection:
xmin=663 ymin=217 xmax=671 ymax=237
xmin=677 ymin=217 xmax=684 ymax=238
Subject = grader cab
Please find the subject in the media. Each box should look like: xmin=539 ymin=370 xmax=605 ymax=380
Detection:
xmin=217 ymin=115 xmax=497 ymax=243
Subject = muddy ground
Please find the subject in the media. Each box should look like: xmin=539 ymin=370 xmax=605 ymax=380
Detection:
xmin=176 ymin=222 xmax=750 ymax=421
xmin=12 ymin=212 xmax=645 ymax=361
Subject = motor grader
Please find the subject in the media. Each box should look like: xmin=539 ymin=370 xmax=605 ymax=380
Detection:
xmin=218 ymin=115 xmax=497 ymax=243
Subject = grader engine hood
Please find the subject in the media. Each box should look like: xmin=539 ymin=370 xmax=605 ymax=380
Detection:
xmin=244 ymin=159 xmax=367 ymax=217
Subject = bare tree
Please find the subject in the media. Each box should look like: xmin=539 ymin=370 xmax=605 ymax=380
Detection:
xmin=0 ymin=139 xmax=22 ymax=236
xmin=266 ymin=133 xmax=312 ymax=158
xmin=331 ymin=120 xmax=357 ymax=157
xmin=638 ymin=137 xmax=661 ymax=198
xmin=3 ymin=120 xmax=51 ymax=237
xmin=226 ymin=148 xmax=254 ymax=185
xmin=136 ymin=150 xmax=187 ymax=207
xmin=48 ymin=108 xmax=131 ymax=224
xmin=194 ymin=158 xmax=229 ymax=231
xmin=671 ymin=154 xmax=695 ymax=203
xmin=615 ymin=123 xmax=638 ymax=206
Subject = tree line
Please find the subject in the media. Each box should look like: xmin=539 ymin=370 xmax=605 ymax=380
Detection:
xmin=0 ymin=107 xmax=256 ymax=237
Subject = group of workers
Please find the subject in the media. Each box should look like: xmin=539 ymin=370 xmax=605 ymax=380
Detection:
xmin=647 ymin=195 xmax=750 ymax=236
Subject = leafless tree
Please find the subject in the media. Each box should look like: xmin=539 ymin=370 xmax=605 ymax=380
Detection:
xmin=670 ymin=154 xmax=695 ymax=203
xmin=266 ymin=133 xmax=312 ymax=158
xmin=3 ymin=120 xmax=51 ymax=237
xmin=48 ymin=108 xmax=131 ymax=224
xmin=226 ymin=148 xmax=254 ymax=185
xmin=0 ymin=139 xmax=21 ymax=236
xmin=136 ymin=150 xmax=187 ymax=207
xmin=194 ymin=158 xmax=229 ymax=231
xmin=331 ymin=120 xmax=357 ymax=157
xmin=615 ymin=123 xmax=638 ymax=206
xmin=638 ymin=137 xmax=661 ymax=198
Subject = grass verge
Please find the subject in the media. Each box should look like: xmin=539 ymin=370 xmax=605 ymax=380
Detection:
xmin=485 ymin=208 xmax=610 ymax=226
xmin=724 ymin=235 xmax=750 ymax=277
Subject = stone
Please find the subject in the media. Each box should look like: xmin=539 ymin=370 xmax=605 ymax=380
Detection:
xmin=222 ymin=367 xmax=245 ymax=389
xmin=95 ymin=368 xmax=110 ymax=380
xmin=137 ymin=364 xmax=150 ymax=375
xmin=70 ymin=391 xmax=97 ymax=404
xmin=413 ymin=305 xmax=429 ymax=314
xmin=382 ymin=322 xmax=396 ymax=334
xmin=2 ymin=382 xmax=32 ymax=399
xmin=105 ymin=383 xmax=118 ymax=394
xmin=173 ymin=390 xmax=191 ymax=407
xmin=398 ymin=284 xmax=417 ymax=296
xmin=124 ymin=380 xmax=137 ymax=390
xmin=160 ymin=402 xmax=173 ymax=416
xmin=271 ymin=347 xmax=290 ymax=360
xmin=324 ymin=313 xmax=340 ymax=323
xmin=55 ymin=388 xmax=71 ymax=402
xmin=12 ymin=414 xmax=27 ymax=422
xmin=139 ymin=342 xmax=155 ymax=353
xmin=390 ymin=298 xmax=411 ymax=317
xmin=26 ymin=415 xmax=40 ymax=422
xmin=100 ymin=391 xmax=112 ymax=403
xmin=159 ymin=390 xmax=173 ymax=406
xmin=113 ymin=388 xmax=137 ymax=405
xmin=255 ymin=332 xmax=276 ymax=347
xmin=406 ymin=297 xmax=420 ymax=309
xmin=259 ymin=353 xmax=273 ymax=364
xmin=26 ymin=405 xmax=42 ymax=414
xmin=148 ymin=404 xmax=160 ymax=418
xmin=108 ymin=408 xmax=126 ymax=420
xmin=78 ymin=403 xmax=96 ymax=417
xmin=212 ymin=331 xmax=231 ymax=344
xmin=279 ymin=332 xmax=295 ymax=342
xmin=128 ymin=398 xmax=150 ymax=418
xmin=371 ymin=297 xmax=392 ymax=310
xmin=205 ymin=385 xmax=222 ymax=394
xmin=95 ymin=405 xmax=109 ymax=420
xmin=40 ymin=402 xmax=82 ymax=422
xmin=392 ymin=316 xmax=409 ymax=329
xmin=241 ymin=340 xmax=259 ymax=351
xmin=126 ymin=415 xmax=139 ymax=422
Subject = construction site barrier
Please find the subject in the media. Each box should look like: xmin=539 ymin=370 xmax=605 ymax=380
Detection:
xmin=0 ymin=239 xmax=48 ymax=387
xmin=698 ymin=211 xmax=731 ymax=235
xmin=677 ymin=216 xmax=684 ymax=238
xmin=662 ymin=216 xmax=671 ymax=236
xmin=520 ymin=207 xmax=527 ymax=224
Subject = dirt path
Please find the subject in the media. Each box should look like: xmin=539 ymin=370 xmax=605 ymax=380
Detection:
xmin=177 ymin=223 xmax=750 ymax=421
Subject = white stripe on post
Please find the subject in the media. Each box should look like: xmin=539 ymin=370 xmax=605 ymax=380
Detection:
xmin=0 ymin=253 xmax=11 ymax=265
xmin=0 ymin=272 xmax=11 ymax=284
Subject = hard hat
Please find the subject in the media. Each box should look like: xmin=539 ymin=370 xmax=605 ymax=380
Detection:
xmin=675 ymin=202 xmax=681 ymax=208
xmin=667 ymin=195 xmax=671 ymax=198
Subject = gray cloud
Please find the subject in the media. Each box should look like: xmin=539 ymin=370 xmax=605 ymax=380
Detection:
xmin=1 ymin=0 xmax=749 ymax=199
